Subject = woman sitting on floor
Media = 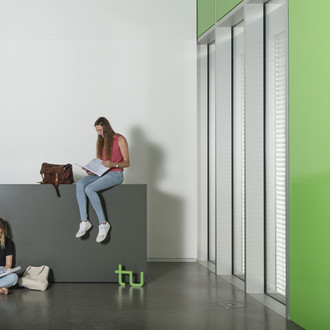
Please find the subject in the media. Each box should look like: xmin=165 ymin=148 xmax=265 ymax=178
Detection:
xmin=0 ymin=218 xmax=18 ymax=295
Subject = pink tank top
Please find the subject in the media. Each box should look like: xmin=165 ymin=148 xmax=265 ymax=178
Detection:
xmin=102 ymin=134 xmax=124 ymax=172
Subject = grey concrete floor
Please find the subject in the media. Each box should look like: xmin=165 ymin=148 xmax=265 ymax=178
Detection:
xmin=1 ymin=263 xmax=302 ymax=330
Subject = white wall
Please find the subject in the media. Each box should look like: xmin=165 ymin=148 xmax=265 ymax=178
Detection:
xmin=0 ymin=0 xmax=197 ymax=260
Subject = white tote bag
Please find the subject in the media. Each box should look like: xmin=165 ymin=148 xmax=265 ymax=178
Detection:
xmin=18 ymin=265 xmax=50 ymax=291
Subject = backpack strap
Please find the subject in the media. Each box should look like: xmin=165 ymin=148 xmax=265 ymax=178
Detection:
xmin=53 ymin=173 xmax=60 ymax=197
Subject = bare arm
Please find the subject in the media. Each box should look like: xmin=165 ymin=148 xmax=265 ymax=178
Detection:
xmin=4 ymin=255 xmax=13 ymax=270
xmin=102 ymin=136 xmax=130 ymax=168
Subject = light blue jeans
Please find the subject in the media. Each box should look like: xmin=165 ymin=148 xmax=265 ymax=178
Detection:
xmin=0 ymin=267 xmax=18 ymax=288
xmin=76 ymin=171 xmax=124 ymax=224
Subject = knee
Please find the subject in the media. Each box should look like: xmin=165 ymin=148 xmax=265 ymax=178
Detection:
xmin=6 ymin=273 xmax=18 ymax=287
xmin=84 ymin=185 xmax=95 ymax=196
xmin=76 ymin=179 xmax=84 ymax=189
xmin=11 ymin=273 xmax=18 ymax=286
xmin=76 ymin=179 xmax=88 ymax=193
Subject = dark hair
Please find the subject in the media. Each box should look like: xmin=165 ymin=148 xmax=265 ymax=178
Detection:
xmin=0 ymin=218 xmax=7 ymax=249
xmin=0 ymin=218 xmax=6 ymax=232
xmin=94 ymin=117 xmax=116 ymax=160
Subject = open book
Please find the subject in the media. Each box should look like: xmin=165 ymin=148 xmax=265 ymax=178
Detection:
xmin=75 ymin=158 xmax=109 ymax=177
xmin=0 ymin=266 xmax=21 ymax=278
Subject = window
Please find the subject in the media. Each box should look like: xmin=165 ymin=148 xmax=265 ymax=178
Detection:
xmin=208 ymin=42 xmax=216 ymax=264
xmin=265 ymin=0 xmax=288 ymax=303
xmin=232 ymin=21 xmax=245 ymax=280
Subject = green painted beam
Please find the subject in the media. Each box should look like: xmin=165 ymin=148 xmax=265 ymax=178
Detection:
xmin=289 ymin=0 xmax=330 ymax=329
xmin=197 ymin=0 xmax=215 ymax=38
xmin=216 ymin=0 xmax=243 ymax=21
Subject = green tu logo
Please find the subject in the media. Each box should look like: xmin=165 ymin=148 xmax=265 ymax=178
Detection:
xmin=115 ymin=264 xmax=144 ymax=287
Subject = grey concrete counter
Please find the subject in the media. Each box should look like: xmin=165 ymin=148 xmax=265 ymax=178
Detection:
xmin=0 ymin=184 xmax=147 ymax=282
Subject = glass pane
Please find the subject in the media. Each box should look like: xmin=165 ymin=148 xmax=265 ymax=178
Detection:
xmin=232 ymin=22 xmax=245 ymax=280
xmin=208 ymin=42 xmax=216 ymax=264
xmin=265 ymin=0 xmax=287 ymax=302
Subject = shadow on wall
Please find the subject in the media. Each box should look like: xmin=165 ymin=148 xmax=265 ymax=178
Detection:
xmin=126 ymin=126 xmax=184 ymax=259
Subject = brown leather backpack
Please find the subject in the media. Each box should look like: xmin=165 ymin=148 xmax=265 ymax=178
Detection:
xmin=40 ymin=163 xmax=74 ymax=197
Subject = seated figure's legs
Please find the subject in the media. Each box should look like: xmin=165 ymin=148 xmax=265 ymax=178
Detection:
xmin=0 ymin=273 xmax=18 ymax=289
xmin=84 ymin=171 xmax=123 ymax=224
xmin=76 ymin=175 xmax=99 ymax=221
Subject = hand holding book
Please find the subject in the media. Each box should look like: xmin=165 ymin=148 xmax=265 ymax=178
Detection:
xmin=0 ymin=266 xmax=21 ymax=278
xmin=75 ymin=158 xmax=109 ymax=177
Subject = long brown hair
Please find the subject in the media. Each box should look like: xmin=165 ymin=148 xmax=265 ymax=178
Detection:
xmin=94 ymin=117 xmax=116 ymax=160
xmin=0 ymin=218 xmax=7 ymax=250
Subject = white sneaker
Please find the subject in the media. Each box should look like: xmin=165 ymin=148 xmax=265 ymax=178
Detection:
xmin=75 ymin=221 xmax=92 ymax=238
xmin=96 ymin=222 xmax=111 ymax=243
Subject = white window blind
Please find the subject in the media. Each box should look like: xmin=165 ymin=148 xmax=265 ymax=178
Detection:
xmin=265 ymin=0 xmax=287 ymax=300
xmin=274 ymin=31 xmax=286 ymax=296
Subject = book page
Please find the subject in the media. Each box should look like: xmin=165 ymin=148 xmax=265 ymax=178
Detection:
xmin=0 ymin=266 xmax=21 ymax=278
xmin=83 ymin=158 xmax=109 ymax=177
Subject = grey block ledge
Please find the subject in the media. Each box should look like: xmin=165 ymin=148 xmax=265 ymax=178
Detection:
xmin=0 ymin=184 xmax=147 ymax=283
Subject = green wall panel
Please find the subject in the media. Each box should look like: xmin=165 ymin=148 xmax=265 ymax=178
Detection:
xmin=216 ymin=0 xmax=243 ymax=21
xmin=197 ymin=0 xmax=215 ymax=37
xmin=289 ymin=0 xmax=330 ymax=329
